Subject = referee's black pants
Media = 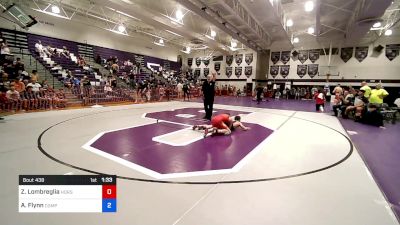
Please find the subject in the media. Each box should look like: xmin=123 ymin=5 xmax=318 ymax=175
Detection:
xmin=203 ymin=98 xmax=214 ymax=120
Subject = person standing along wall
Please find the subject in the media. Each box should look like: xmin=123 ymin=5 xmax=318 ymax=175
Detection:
xmin=202 ymin=72 xmax=216 ymax=120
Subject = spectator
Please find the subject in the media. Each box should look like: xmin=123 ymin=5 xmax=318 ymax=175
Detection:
xmin=360 ymin=104 xmax=385 ymax=128
xmin=14 ymin=58 xmax=25 ymax=75
xmin=111 ymin=62 xmax=119 ymax=74
xmin=81 ymin=76 xmax=91 ymax=87
xmin=6 ymin=85 xmax=20 ymax=101
xmin=333 ymin=90 xmax=353 ymax=117
xmin=256 ymin=84 xmax=263 ymax=104
xmin=369 ymin=84 xmax=388 ymax=105
xmin=177 ymin=82 xmax=183 ymax=99
xmin=182 ymin=80 xmax=190 ymax=101
xmin=35 ymin=40 xmax=45 ymax=57
xmin=332 ymin=84 xmax=343 ymax=95
xmin=360 ymin=81 xmax=372 ymax=99
xmin=12 ymin=78 xmax=25 ymax=93
xmin=44 ymin=45 xmax=53 ymax=57
xmin=41 ymin=79 xmax=51 ymax=90
xmin=1 ymin=41 xmax=11 ymax=55
xmin=6 ymin=85 xmax=20 ymax=110
xmin=95 ymin=54 xmax=102 ymax=64
xmin=314 ymin=88 xmax=325 ymax=112
xmin=61 ymin=46 xmax=70 ymax=58
xmin=54 ymin=89 xmax=66 ymax=108
xmin=30 ymin=70 xmax=39 ymax=81
xmin=27 ymin=79 xmax=42 ymax=92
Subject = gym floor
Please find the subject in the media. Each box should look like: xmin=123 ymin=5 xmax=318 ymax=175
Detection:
xmin=1 ymin=100 xmax=399 ymax=225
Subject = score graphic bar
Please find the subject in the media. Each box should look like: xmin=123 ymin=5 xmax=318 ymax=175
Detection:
xmin=19 ymin=175 xmax=117 ymax=213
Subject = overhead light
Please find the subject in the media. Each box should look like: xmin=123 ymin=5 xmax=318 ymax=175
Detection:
xmin=210 ymin=30 xmax=216 ymax=37
xmin=51 ymin=5 xmax=60 ymax=14
xmin=305 ymin=1 xmax=314 ymax=12
xmin=308 ymin=27 xmax=314 ymax=34
xmin=293 ymin=37 xmax=299 ymax=43
xmin=118 ymin=25 xmax=126 ymax=33
xmin=287 ymin=19 xmax=293 ymax=27
xmin=231 ymin=40 xmax=237 ymax=48
xmin=176 ymin=9 xmax=184 ymax=20
xmin=372 ymin=22 xmax=381 ymax=28
xmin=385 ymin=29 xmax=392 ymax=36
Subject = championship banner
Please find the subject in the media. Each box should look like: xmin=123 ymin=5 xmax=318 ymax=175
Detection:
xmin=297 ymin=65 xmax=307 ymax=78
xmin=235 ymin=67 xmax=242 ymax=78
xmin=281 ymin=51 xmax=291 ymax=64
xmin=235 ymin=54 xmax=243 ymax=65
xmin=226 ymin=55 xmax=233 ymax=66
xmin=203 ymin=68 xmax=210 ymax=77
xmin=245 ymin=53 xmax=253 ymax=65
xmin=195 ymin=58 xmax=201 ymax=67
xmin=203 ymin=59 xmax=210 ymax=67
xmin=355 ymin=46 xmax=368 ymax=62
xmin=309 ymin=49 xmax=320 ymax=63
xmin=308 ymin=64 xmax=318 ymax=78
xmin=214 ymin=62 xmax=221 ymax=71
xmin=187 ymin=58 xmax=193 ymax=67
xmin=270 ymin=65 xmax=279 ymax=78
xmin=298 ymin=50 xmax=309 ymax=64
xmin=271 ymin=52 xmax=280 ymax=64
xmin=340 ymin=47 xmax=353 ymax=63
xmin=385 ymin=44 xmax=400 ymax=61
xmin=194 ymin=68 xmax=200 ymax=77
xmin=226 ymin=67 xmax=233 ymax=78
xmin=280 ymin=65 xmax=290 ymax=78
xmin=245 ymin=66 xmax=252 ymax=77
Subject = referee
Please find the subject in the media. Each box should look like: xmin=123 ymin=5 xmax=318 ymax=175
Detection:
xmin=202 ymin=72 xmax=216 ymax=120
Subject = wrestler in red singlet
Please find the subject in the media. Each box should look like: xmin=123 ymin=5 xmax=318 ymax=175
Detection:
xmin=211 ymin=113 xmax=230 ymax=129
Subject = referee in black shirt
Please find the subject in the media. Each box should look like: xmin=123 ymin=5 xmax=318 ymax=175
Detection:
xmin=202 ymin=72 xmax=216 ymax=120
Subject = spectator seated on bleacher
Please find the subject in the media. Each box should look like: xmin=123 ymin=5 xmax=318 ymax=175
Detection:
xmin=35 ymin=40 xmax=45 ymax=57
xmin=5 ymin=84 xmax=20 ymax=110
xmin=44 ymin=44 xmax=53 ymax=57
xmin=27 ymin=79 xmax=41 ymax=93
xmin=360 ymin=104 xmax=385 ymax=128
xmin=111 ymin=63 xmax=119 ymax=75
xmin=30 ymin=70 xmax=39 ymax=82
xmin=95 ymin=54 xmax=102 ymax=64
xmin=345 ymin=90 xmax=368 ymax=120
xmin=124 ymin=59 xmax=133 ymax=67
xmin=394 ymin=98 xmax=400 ymax=108
xmin=13 ymin=58 xmax=25 ymax=75
xmin=61 ymin=46 xmax=70 ymax=58
xmin=77 ymin=55 xmax=87 ymax=67
xmin=104 ymin=82 xmax=113 ymax=94
xmin=12 ymin=78 xmax=25 ymax=93
xmin=1 ymin=41 xmax=11 ymax=56
xmin=332 ymin=90 xmax=353 ymax=117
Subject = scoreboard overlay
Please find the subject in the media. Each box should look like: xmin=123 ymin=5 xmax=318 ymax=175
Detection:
xmin=19 ymin=175 xmax=117 ymax=213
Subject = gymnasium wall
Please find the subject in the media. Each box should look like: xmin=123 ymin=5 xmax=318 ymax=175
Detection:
xmin=268 ymin=36 xmax=400 ymax=87
xmin=0 ymin=8 xmax=179 ymax=62
xmin=182 ymin=49 xmax=258 ymax=89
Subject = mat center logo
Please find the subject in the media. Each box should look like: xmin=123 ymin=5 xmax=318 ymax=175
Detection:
xmin=83 ymin=108 xmax=273 ymax=179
